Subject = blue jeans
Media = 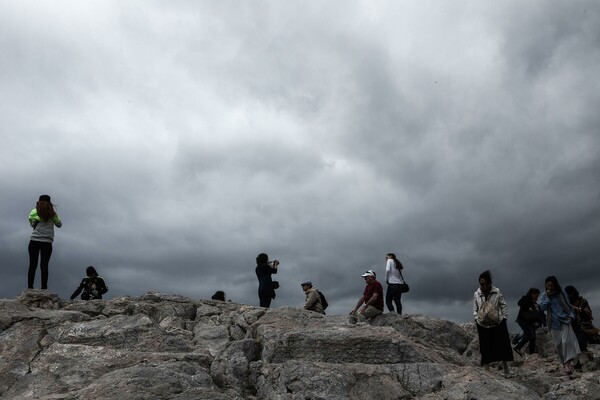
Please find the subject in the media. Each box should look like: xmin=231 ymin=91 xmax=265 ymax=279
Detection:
xmin=386 ymin=284 xmax=403 ymax=314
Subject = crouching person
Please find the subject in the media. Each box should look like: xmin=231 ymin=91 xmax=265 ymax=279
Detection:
xmin=349 ymin=270 xmax=384 ymax=324
xmin=70 ymin=266 xmax=108 ymax=300
xmin=301 ymin=281 xmax=325 ymax=314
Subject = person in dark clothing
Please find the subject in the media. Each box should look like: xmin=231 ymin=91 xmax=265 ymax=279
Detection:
xmin=564 ymin=285 xmax=600 ymax=345
xmin=564 ymin=285 xmax=590 ymax=368
xmin=513 ymin=288 xmax=543 ymax=356
xmin=473 ymin=270 xmax=514 ymax=377
xmin=211 ymin=291 xmax=226 ymax=301
xmin=255 ymin=253 xmax=279 ymax=308
xmin=70 ymin=266 xmax=108 ymax=300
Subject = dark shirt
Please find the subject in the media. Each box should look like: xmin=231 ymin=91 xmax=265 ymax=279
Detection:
xmin=517 ymin=294 xmax=546 ymax=326
xmin=363 ymin=280 xmax=384 ymax=311
xmin=70 ymin=276 xmax=108 ymax=300
xmin=255 ymin=263 xmax=278 ymax=299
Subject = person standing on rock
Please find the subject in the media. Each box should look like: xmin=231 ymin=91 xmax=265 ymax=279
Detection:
xmin=564 ymin=285 xmax=592 ymax=370
xmin=301 ymin=281 xmax=325 ymax=314
xmin=385 ymin=253 xmax=405 ymax=314
xmin=564 ymin=285 xmax=599 ymax=344
xmin=255 ymin=253 xmax=279 ymax=308
xmin=473 ymin=270 xmax=513 ymax=376
xmin=27 ymin=194 xmax=62 ymax=290
xmin=539 ymin=277 xmax=581 ymax=375
xmin=349 ymin=270 xmax=384 ymax=324
xmin=513 ymin=287 xmax=543 ymax=356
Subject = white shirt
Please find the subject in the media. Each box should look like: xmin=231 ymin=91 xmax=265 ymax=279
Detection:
xmin=385 ymin=259 xmax=404 ymax=284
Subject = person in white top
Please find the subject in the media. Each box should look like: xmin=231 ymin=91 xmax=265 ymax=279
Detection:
xmin=385 ymin=253 xmax=405 ymax=314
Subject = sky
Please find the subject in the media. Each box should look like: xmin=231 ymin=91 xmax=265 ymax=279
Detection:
xmin=1 ymin=1 xmax=599 ymax=329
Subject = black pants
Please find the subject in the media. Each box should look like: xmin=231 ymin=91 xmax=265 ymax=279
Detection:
xmin=28 ymin=240 xmax=53 ymax=289
xmin=515 ymin=319 xmax=537 ymax=354
xmin=572 ymin=320 xmax=588 ymax=352
xmin=386 ymin=284 xmax=403 ymax=314
xmin=259 ymin=295 xmax=272 ymax=308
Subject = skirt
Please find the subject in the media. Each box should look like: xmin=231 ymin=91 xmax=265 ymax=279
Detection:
xmin=477 ymin=319 xmax=514 ymax=364
xmin=551 ymin=323 xmax=581 ymax=364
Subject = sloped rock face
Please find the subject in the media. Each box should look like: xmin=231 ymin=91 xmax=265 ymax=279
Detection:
xmin=0 ymin=290 xmax=598 ymax=399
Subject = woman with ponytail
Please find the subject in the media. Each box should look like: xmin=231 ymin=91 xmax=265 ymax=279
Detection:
xmin=385 ymin=253 xmax=405 ymax=314
xmin=27 ymin=194 xmax=62 ymax=289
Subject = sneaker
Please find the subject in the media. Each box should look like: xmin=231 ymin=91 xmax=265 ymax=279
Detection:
xmin=513 ymin=347 xmax=523 ymax=357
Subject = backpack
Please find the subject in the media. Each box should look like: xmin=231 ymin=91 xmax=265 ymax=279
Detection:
xmin=477 ymin=299 xmax=500 ymax=327
xmin=317 ymin=290 xmax=328 ymax=310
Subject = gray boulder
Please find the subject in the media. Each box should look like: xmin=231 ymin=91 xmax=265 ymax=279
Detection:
xmin=0 ymin=290 xmax=598 ymax=399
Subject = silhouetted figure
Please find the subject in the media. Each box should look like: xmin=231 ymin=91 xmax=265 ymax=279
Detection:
xmin=70 ymin=266 xmax=108 ymax=300
xmin=255 ymin=253 xmax=279 ymax=308
xmin=513 ymin=288 xmax=543 ymax=356
xmin=564 ymin=285 xmax=600 ymax=345
xmin=27 ymin=194 xmax=62 ymax=289
xmin=211 ymin=291 xmax=226 ymax=301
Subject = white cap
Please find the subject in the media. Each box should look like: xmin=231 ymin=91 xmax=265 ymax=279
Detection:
xmin=361 ymin=270 xmax=376 ymax=278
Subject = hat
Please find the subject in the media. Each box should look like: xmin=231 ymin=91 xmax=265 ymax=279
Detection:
xmin=361 ymin=270 xmax=376 ymax=278
xmin=301 ymin=281 xmax=312 ymax=286
xmin=39 ymin=194 xmax=51 ymax=202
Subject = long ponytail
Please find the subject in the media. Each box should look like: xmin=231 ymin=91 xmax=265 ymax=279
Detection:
xmin=387 ymin=253 xmax=403 ymax=270
xmin=36 ymin=200 xmax=57 ymax=222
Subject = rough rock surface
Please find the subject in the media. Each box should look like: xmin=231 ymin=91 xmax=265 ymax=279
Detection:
xmin=1 ymin=290 xmax=599 ymax=399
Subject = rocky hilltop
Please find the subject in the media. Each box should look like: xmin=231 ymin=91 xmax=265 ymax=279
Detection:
xmin=1 ymin=290 xmax=599 ymax=399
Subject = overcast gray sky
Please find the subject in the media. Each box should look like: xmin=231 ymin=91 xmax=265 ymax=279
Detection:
xmin=1 ymin=1 xmax=599 ymax=327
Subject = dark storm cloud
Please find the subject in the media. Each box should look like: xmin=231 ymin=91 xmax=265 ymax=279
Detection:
xmin=1 ymin=1 xmax=599 ymax=326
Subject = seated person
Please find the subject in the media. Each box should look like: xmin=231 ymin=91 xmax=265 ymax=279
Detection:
xmin=211 ymin=291 xmax=226 ymax=301
xmin=70 ymin=266 xmax=108 ymax=300
xmin=301 ymin=281 xmax=325 ymax=314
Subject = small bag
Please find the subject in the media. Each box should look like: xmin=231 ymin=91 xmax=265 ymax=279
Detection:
xmin=477 ymin=299 xmax=501 ymax=327
xmin=272 ymin=281 xmax=280 ymax=289
xmin=399 ymin=270 xmax=409 ymax=293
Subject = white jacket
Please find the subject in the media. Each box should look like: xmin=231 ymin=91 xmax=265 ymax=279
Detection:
xmin=472 ymin=286 xmax=508 ymax=326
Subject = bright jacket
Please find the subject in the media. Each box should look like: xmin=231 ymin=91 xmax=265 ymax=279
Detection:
xmin=473 ymin=286 xmax=508 ymax=326
xmin=29 ymin=209 xmax=62 ymax=243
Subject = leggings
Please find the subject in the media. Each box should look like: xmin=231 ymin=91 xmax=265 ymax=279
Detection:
xmin=386 ymin=284 xmax=403 ymax=314
xmin=28 ymin=240 xmax=53 ymax=289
